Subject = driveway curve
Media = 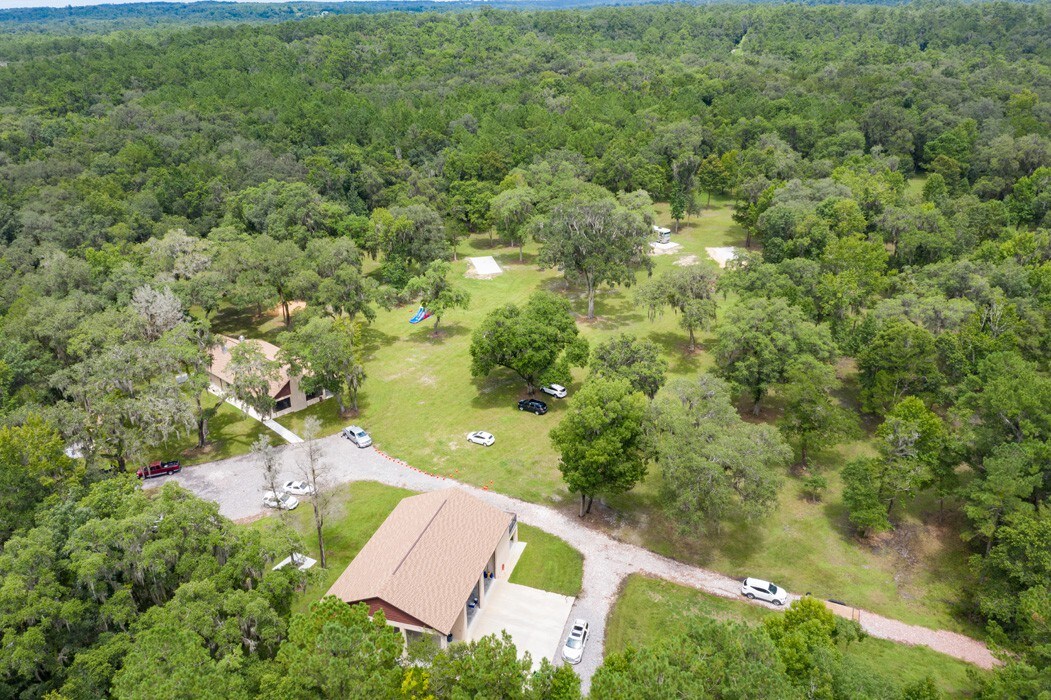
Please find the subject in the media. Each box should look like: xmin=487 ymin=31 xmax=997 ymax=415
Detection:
xmin=148 ymin=434 xmax=998 ymax=691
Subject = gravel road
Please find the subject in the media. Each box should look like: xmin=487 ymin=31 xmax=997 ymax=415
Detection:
xmin=147 ymin=434 xmax=999 ymax=691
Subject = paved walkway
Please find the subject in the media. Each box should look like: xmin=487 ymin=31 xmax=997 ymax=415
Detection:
xmin=150 ymin=434 xmax=999 ymax=692
xmin=263 ymin=419 xmax=303 ymax=444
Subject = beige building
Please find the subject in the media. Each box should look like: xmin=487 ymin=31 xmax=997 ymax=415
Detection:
xmin=208 ymin=335 xmax=325 ymax=417
xmin=327 ymin=488 xmax=519 ymax=648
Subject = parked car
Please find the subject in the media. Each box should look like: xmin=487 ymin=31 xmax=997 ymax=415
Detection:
xmin=136 ymin=460 xmax=181 ymax=479
xmin=562 ymin=619 xmax=589 ymax=664
xmin=467 ymin=431 xmax=496 ymax=447
xmin=541 ymin=384 xmax=568 ymax=399
xmin=263 ymin=490 xmax=299 ymax=511
xmin=341 ymin=425 xmax=372 ymax=448
xmin=741 ymin=577 xmax=788 ymax=605
xmin=518 ymin=398 xmax=548 ymax=415
xmin=283 ymin=480 xmax=314 ymax=496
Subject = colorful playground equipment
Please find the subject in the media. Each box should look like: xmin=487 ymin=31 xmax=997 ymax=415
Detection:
xmin=409 ymin=306 xmax=433 ymax=324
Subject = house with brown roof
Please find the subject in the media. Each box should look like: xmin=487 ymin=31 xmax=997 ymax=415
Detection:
xmin=327 ymin=488 xmax=519 ymax=648
xmin=208 ymin=335 xmax=325 ymax=417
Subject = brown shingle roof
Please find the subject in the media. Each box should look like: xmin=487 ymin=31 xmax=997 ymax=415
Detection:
xmin=209 ymin=335 xmax=289 ymax=398
xmin=326 ymin=489 xmax=514 ymax=635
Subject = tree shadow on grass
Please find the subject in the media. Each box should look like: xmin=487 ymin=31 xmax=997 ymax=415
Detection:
xmin=494 ymin=251 xmax=539 ymax=267
xmin=645 ymin=330 xmax=706 ymax=374
xmin=468 ymin=369 xmax=550 ymax=412
xmin=702 ymin=518 xmax=767 ymax=567
xmin=823 ymin=497 xmax=863 ymax=547
xmin=359 ymin=326 xmax=399 ymax=357
xmin=211 ymin=306 xmax=287 ymax=344
xmin=405 ymin=323 xmax=470 ymax=344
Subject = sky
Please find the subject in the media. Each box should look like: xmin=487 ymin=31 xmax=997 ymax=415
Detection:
xmin=0 ymin=0 xmax=313 ymax=10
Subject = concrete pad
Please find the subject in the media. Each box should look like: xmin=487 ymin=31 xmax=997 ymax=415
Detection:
xmin=706 ymin=246 xmax=739 ymax=268
xmin=469 ymin=581 xmax=575 ymax=669
xmin=649 ymin=241 xmax=683 ymax=255
xmin=467 ymin=256 xmax=503 ymax=277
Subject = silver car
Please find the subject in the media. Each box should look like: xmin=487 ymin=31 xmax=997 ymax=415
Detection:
xmin=341 ymin=425 xmax=372 ymax=448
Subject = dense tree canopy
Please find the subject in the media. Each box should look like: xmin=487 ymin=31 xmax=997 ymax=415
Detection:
xmin=0 ymin=0 xmax=1048 ymax=692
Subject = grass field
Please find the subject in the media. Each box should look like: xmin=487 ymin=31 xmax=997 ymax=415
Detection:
xmin=154 ymin=390 xmax=278 ymax=466
xmin=606 ymin=575 xmax=983 ymax=697
xmin=256 ymin=481 xmax=584 ymax=613
xmin=508 ymin=523 xmax=584 ymax=597
xmin=208 ymin=195 xmax=975 ymax=634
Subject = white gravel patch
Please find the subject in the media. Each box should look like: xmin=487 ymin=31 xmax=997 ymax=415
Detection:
xmin=706 ymin=246 xmax=739 ymax=267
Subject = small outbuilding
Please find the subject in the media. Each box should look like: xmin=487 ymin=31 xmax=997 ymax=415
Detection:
xmin=327 ymin=488 xmax=519 ymax=648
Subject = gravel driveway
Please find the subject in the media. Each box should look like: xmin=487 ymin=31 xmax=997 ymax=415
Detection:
xmin=148 ymin=434 xmax=998 ymax=691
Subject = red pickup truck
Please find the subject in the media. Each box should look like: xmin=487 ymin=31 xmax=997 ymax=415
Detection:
xmin=136 ymin=460 xmax=182 ymax=479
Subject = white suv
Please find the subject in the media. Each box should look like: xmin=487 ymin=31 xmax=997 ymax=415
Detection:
xmin=741 ymin=577 xmax=788 ymax=605
xmin=541 ymin=384 xmax=568 ymax=399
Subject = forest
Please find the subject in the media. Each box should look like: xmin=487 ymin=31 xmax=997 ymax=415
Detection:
xmin=0 ymin=1 xmax=1048 ymax=698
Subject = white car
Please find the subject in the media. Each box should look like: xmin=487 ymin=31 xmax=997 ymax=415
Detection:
xmin=341 ymin=425 xmax=372 ymax=448
xmin=467 ymin=431 xmax=496 ymax=447
xmin=283 ymin=480 xmax=314 ymax=496
xmin=562 ymin=619 xmax=589 ymax=664
xmin=741 ymin=577 xmax=788 ymax=605
xmin=262 ymin=490 xmax=299 ymax=511
xmin=541 ymin=384 xmax=568 ymax=399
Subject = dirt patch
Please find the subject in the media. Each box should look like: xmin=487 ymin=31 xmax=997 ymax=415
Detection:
xmin=674 ymin=255 xmax=700 ymax=266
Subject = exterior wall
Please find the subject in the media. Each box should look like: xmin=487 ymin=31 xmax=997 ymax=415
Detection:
xmin=450 ymin=606 xmax=468 ymax=642
xmin=288 ymin=375 xmax=309 ymax=412
xmin=493 ymin=520 xmax=516 ymax=579
xmin=208 ymin=373 xmax=229 ymax=392
xmin=359 ymin=598 xmax=430 ymax=629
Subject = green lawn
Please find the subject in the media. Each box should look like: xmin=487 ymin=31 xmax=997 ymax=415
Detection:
xmin=156 ymin=391 xmax=278 ymax=466
xmin=606 ymin=575 xmax=983 ymax=697
xmin=207 ymin=195 xmax=975 ymax=635
xmin=508 ymin=523 xmax=584 ymax=597
xmin=276 ymin=395 xmax=348 ymax=439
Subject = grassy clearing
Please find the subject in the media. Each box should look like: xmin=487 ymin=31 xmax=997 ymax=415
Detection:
xmin=155 ymin=390 xmax=277 ymax=466
xmin=606 ymin=574 xmax=982 ymax=697
xmin=276 ymin=396 xmax=348 ymax=439
xmin=508 ymin=523 xmax=584 ymax=597
xmin=605 ymin=442 xmax=976 ymax=634
xmin=207 ymin=196 xmax=974 ymax=633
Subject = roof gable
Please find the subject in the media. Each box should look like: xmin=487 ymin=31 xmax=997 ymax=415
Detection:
xmin=209 ymin=335 xmax=290 ymax=397
xmin=326 ymin=489 xmax=514 ymax=634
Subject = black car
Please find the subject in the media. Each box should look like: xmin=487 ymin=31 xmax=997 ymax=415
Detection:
xmin=518 ymin=398 xmax=548 ymax=415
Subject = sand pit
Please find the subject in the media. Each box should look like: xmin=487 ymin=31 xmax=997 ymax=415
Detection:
xmin=705 ymin=246 xmax=739 ymax=268
xmin=466 ymin=256 xmax=503 ymax=279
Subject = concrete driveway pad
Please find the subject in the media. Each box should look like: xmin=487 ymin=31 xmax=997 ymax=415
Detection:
xmin=469 ymin=582 xmax=575 ymax=668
